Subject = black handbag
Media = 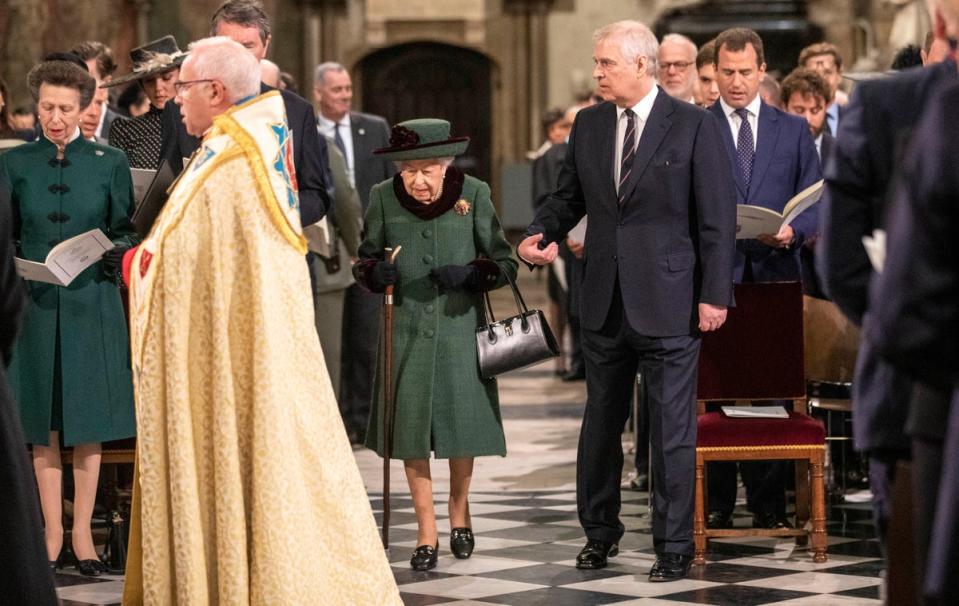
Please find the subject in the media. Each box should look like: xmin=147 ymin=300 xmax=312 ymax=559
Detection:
xmin=476 ymin=267 xmax=559 ymax=378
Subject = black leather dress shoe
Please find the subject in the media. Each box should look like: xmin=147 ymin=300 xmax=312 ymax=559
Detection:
xmin=410 ymin=543 xmax=439 ymax=571
xmin=628 ymin=472 xmax=649 ymax=492
xmin=575 ymin=540 xmax=618 ymax=569
xmin=561 ymin=369 xmax=586 ymax=382
xmin=649 ymin=553 xmax=693 ymax=582
xmin=450 ymin=528 xmax=474 ymax=559
xmin=752 ymin=512 xmax=792 ymax=529
xmin=707 ymin=510 xmax=733 ymax=529
xmin=77 ymin=559 xmax=106 ymax=576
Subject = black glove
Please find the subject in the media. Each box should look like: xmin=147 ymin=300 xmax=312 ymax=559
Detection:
xmin=369 ymin=261 xmax=398 ymax=291
xmin=429 ymin=264 xmax=478 ymax=290
xmin=102 ymin=246 xmax=127 ymax=280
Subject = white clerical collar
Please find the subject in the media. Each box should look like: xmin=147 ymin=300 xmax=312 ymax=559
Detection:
xmin=719 ymin=93 xmax=761 ymax=119
xmin=318 ymin=112 xmax=351 ymax=130
xmin=616 ymin=85 xmax=659 ymax=123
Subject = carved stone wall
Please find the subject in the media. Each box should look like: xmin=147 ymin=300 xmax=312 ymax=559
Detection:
xmin=0 ymin=0 xmax=138 ymax=105
xmin=0 ymin=0 xmax=925 ymax=190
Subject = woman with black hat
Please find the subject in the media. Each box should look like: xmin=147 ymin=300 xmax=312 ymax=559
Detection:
xmin=354 ymin=119 xmax=518 ymax=571
xmin=104 ymin=36 xmax=186 ymax=169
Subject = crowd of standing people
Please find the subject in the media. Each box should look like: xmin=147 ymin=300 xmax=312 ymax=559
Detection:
xmin=0 ymin=0 xmax=957 ymax=604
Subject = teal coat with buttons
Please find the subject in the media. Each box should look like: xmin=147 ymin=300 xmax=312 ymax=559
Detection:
xmin=358 ymin=172 xmax=518 ymax=459
xmin=0 ymin=135 xmax=137 ymax=446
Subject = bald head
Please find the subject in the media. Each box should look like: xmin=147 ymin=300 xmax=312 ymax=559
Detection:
xmin=260 ymin=59 xmax=280 ymax=88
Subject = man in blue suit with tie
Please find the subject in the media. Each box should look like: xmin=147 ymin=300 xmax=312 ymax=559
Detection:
xmin=705 ymin=28 xmax=821 ymax=530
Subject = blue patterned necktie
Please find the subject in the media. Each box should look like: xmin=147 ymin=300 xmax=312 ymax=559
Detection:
xmin=735 ymin=108 xmax=754 ymax=189
xmin=618 ymin=108 xmax=636 ymax=205
xmin=333 ymin=122 xmax=348 ymax=158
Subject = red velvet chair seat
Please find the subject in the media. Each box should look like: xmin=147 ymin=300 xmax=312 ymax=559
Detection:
xmin=697 ymin=411 xmax=825 ymax=448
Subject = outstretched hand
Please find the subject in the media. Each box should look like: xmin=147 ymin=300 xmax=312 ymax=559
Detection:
xmin=517 ymin=233 xmax=559 ymax=265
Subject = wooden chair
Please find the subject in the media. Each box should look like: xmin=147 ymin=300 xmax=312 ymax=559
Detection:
xmin=803 ymin=296 xmax=861 ymax=497
xmin=693 ymin=282 xmax=827 ymax=565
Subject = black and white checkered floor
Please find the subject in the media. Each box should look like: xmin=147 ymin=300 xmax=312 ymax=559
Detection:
xmin=51 ymin=278 xmax=882 ymax=605
xmin=54 ymin=490 xmax=882 ymax=605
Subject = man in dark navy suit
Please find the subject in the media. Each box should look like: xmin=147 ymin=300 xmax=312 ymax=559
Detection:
xmin=868 ymin=77 xmax=959 ymax=604
xmin=780 ymin=67 xmax=833 ymax=298
xmin=705 ymin=28 xmax=821 ymax=531
xmin=158 ymin=0 xmax=331 ymax=226
xmin=0 ymin=180 xmax=58 ymax=605
xmin=817 ymin=1 xmax=956 ymax=570
xmin=519 ymin=20 xmax=736 ymax=581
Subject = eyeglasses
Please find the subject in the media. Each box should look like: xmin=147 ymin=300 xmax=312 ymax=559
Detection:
xmin=173 ymin=79 xmax=214 ymax=96
xmin=660 ymin=61 xmax=693 ymax=72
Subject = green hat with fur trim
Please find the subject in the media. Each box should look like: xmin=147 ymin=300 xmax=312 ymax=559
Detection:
xmin=373 ymin=118 xmax=470 ymax=161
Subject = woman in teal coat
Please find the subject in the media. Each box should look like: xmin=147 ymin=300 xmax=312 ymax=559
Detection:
xmin=355 ymin=119 xmax=518 ymax=571
xmin=0 ymin=57 xmax=137 ymax=575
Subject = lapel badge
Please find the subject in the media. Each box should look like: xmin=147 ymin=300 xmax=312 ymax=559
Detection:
xmin=95 ymin=150 xmax=104 ymax=156
xmin=358 ymin=128 xmax=366 ymax=136
xmin=454 ymin=199 xmax=471 ymax=216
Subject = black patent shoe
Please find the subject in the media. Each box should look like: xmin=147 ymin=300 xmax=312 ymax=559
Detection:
xmin=752 ymin=511 xmax=792 ymax=530
xmin=410 ymin=542 xmax=439 ymax=571
xmin=575 ymin=539 xmax=618 ymax=570
xmin=77 ymin=559 xmax=107 ymax=576
xmin=707 ymin=510 xmax=733 ymax=529
xmin=649 ymin=553 xmax=693 ymax=582
xmin=450 ymin=528 xmax=475 ymax=559
xmin=48 ymin=561 xmax=58 ymax=573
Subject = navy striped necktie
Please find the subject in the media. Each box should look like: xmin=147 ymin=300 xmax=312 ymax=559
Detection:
xmin=735 ymin=108 xmax=754 ymax=189
xmin=618 ymin=108 xmax=636 ymax=204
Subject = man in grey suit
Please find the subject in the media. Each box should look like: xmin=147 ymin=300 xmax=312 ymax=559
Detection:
xmin=305 ymin=141 xmax=363 ymax=398
xmin=314 ymin=62 xmax=393 ymax=442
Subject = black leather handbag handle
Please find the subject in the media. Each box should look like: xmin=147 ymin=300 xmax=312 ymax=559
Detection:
xmin=481 ymin=262 xmax=530 ymax=340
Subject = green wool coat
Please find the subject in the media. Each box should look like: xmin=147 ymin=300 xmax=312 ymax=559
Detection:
xmin=361 ymin=174 xmax=518 ymax=460
xmin=0 ymin=135 xmax=138 ymax=446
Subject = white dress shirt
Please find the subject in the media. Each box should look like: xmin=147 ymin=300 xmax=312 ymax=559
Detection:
xmin=614 ymin=85 xmax=659 ymax=186
xmin=718 ymin=94 xmax=761 ymax=152
xmin=318 ymin=112 xmax=355 ymax=187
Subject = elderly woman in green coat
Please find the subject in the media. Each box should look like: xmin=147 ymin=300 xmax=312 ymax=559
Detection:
xmin=354 ymin=119 xmax=518 ymax=571
xmin=0 ymin=57 xmax=137 ymax=576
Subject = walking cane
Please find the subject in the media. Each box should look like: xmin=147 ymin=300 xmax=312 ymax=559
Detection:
xmin=382 ymin=245 xmax=401 ymax=549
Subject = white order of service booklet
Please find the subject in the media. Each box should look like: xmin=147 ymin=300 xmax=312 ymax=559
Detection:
xmin=15 ymin=229 xmax=115 ymax=287
xmin=736 ymin=180 xmax=824 ymax=240
xmin=130 ymin=168 xmax=156 ymax=206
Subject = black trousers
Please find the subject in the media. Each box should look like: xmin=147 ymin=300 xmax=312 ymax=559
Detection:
xmin=578 ymin=287 xmax=700 ymax=555
xmin=339 ymin=283 xmax=382 ymax=431
xmin=633 ymin=375 xmax=650 ymax=471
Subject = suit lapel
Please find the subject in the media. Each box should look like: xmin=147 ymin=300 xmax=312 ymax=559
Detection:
xmin=350 ymin=112 xmax=365 ymax=163
xmin=709 ymin=102 xmax=746 ymax=199
xmin=599 ymin=103 xmax=618 ymax=201
xmin=747 ymin=101 xmax=780 ymax=202
xmin=618 ymin=89 xmax=673 ymax=204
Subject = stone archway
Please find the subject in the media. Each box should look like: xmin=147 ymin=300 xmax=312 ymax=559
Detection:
xmin=358 ymin=42 xmax=493 ymax=184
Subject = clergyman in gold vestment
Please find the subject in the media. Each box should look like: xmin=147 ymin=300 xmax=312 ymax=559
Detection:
xmin=122 ymin=37 xmax=400 ymax=605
